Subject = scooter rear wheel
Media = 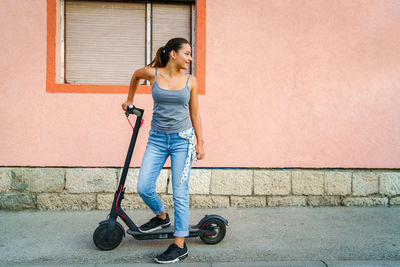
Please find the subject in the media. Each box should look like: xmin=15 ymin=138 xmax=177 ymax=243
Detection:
xmin=93 ymin=222 xmax=124 ymax=250
xmin=199 ymin=218 xmax=226 ymax=244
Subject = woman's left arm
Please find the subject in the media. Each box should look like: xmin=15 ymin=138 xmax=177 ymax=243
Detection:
xmin=189 ymin=76 xmax=205 ymax=160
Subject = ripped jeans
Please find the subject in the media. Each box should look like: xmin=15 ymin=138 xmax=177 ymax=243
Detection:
xmin=137 ymin=128 xmax=194 ymax=237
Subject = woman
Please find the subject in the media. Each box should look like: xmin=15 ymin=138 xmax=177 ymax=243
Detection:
xmin=121 ymin=37 xmax=205 ymax=264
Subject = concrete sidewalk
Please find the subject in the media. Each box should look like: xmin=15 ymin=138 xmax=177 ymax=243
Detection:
xmin=0 ymin=207 xmax=399 ymax=266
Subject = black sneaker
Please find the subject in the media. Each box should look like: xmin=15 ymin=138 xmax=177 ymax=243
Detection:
xmin=155 ymin=243 xmax=188 ymax=264
xmin=138 ymin=213 xmax=171 ymax=233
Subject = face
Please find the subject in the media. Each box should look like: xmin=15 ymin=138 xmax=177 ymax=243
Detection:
xmin=172 ymin=43 xmax=192 ymax=70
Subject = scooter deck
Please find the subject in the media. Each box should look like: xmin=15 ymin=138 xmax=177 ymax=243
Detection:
xmin=127 ymin=225 xmax=200 ymax=240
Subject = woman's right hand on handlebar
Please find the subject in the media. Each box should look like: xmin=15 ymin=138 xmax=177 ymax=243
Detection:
xmin=121 ymin=100 xmax=133 ymax=111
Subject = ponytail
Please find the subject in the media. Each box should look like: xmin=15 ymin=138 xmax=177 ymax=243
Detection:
xmin=148 ymin=37 xmax=190 ymax=68
xmin=148 ymin=46 xmax=169 ymax=67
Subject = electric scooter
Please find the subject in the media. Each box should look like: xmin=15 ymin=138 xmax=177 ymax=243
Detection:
xmin=93 ymin=105 xmax=228 ymax=250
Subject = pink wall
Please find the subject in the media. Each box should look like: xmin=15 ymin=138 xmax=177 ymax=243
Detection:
xmin=1 ymin=0 xmax=400 ymax=168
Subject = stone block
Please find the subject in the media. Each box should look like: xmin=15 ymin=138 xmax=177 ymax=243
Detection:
xmin=307 ymin=196 xmax=341 ymax=206
xmin=119 ymin=168 xmax=169 ymax=194
xmin=231 ymin=196 xmax=266 ymax=208
xmin=379 ymin=172 xmax=400 ymax=196
xmin=189 ymin=169 xmax=211 ymax=195
xmin=343 ymin=197 xmax=388 ymax=206
xmin=167 ymin=168 xmax=211 ymax=195
xmin=292 ymin=170 xmax=324 ymax=195
xmin=0 ymin=193 xmax=36 ymax=210
xmin=352 ymin=171 xmax=379 ymax=196
xmin=160 ymin=194 xmax=174 ymax=208
xmin=97 ymin=193 xmax=147 ymax=210
xmin=267 ymin=196 xmax=307 ymax=207
xmin=210 ymin=169 xmax=252 ymax=195
xmin=190 ymin=195 xmax=230 ymax=208
xmin=97 ymin=194 xmax=113 ymax=210
xmin=390 ymin=197 xmax=400 ymax=205
xmin=11 ymin=168 xmax=64 ymax=193
xmin=117 ymin=194 xmax=148 ymax=210
xmin=254 ymin=170 xmax=291 ymax=195
xmin=0 ymin=168 xmax=12 ymax=192
xmin=324 ymin=171 xmax=351 ymax=195
xmin=66 ymin=168 xmax=117 ymax=193
xmin=37 ymin=193 xmax=96 ymax=211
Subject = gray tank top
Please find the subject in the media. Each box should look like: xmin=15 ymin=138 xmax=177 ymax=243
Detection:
xmin=151 ymin=67 xmax=192 ymax=134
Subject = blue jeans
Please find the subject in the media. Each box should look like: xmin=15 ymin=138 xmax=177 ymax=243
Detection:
xmin=137 ymin=128 xmax=193 ymax=237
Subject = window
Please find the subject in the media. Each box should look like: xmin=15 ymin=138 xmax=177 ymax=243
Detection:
xmin=64 ymin=0 xmax=193 ymax=85
xmin=46 ymin=0 xmax=206 ymax=94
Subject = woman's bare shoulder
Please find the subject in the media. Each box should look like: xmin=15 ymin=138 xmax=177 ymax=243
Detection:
xmin=189 ymin=74 xmax=197 ymax=81
xmin=189 ymin=74 xmax=198 ymax=87
xmin=133 ymin=66 xmax=156 ymax=80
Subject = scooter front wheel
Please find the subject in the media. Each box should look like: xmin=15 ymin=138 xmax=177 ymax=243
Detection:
xmin=199 ymin=218 xmax=226 ymax=244
xmin=93 ymin=222 xmax=124 ymax=250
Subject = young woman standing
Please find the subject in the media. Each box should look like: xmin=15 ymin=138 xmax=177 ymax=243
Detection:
xmin=121 ymin=37 xmax=205 ymax=264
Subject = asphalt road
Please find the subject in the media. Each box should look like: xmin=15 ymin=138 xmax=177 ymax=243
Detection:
xmin=1 ymin=206 xmax=399 ymax=266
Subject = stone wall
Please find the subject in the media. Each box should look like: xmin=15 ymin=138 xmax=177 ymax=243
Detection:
xmin=0 ymin=167 xmax=399 ymax=210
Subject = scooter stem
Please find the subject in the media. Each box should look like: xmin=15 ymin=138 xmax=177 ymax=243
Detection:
xmin=109 ymin=107 xmax=144 ymax=229
xmin=119 ymin=107 xmax=144 ymax=186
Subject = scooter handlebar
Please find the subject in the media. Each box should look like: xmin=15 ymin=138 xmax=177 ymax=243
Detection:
xmin=125 ymin=105 xmax=142 ymax=117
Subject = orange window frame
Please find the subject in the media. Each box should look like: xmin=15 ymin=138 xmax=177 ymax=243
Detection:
xmin=46 ymin=0 xmax=206 ymax=94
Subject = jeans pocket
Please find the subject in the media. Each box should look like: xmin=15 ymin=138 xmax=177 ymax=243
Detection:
xmin=149 ymin=128 xmax=158 ymax=136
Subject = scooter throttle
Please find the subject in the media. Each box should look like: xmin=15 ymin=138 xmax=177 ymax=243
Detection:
xmin=125 ymin=105 xmax=141 ymax=117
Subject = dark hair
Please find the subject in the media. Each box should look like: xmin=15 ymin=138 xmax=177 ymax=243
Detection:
xmin=148 ymin=37 xmax=190 ymax=68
